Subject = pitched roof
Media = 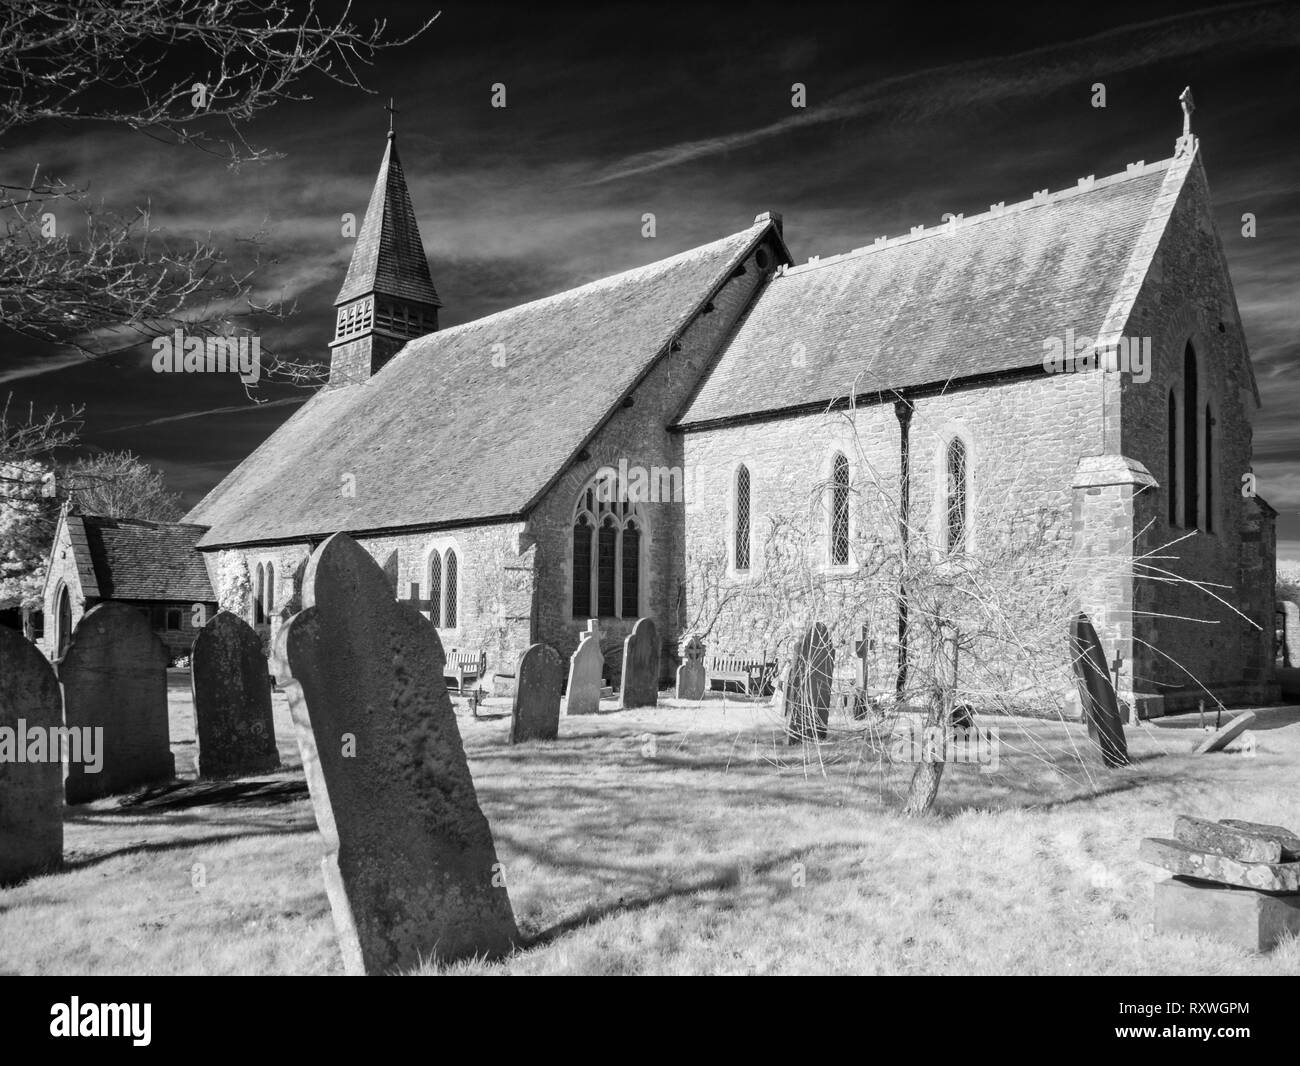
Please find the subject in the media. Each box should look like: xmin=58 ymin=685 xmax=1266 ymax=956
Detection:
xmin=187 ymin=220 xmax=777 ymax=548
xmin=677 ymin=154 xmax=1191 ymax=428
xmin=336 ymin=134 xmax=441 ymax=308
xmin=76 ymin=516 xmax=215 ymax=602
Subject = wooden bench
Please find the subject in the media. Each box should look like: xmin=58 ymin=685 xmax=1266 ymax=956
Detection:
xmin=706 ymin=655 xmax=778 ymax=696
xmin=445 ymin=649 xmax=487 ymax=693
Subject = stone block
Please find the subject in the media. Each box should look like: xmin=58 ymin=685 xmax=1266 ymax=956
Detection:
xmin=1154 ymin=876 xmax=1300 ymax=953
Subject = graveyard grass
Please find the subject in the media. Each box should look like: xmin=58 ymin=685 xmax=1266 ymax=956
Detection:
xmin=2 ymin=673 xmax=1298 ymax=975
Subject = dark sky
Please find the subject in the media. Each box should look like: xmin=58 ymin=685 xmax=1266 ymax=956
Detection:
xmin=2 ymin=1 xmax=1298 ymax=552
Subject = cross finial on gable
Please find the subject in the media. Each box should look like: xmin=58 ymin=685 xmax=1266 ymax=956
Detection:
xmin=1179 ymin=86 xmax=1194 ymax=136
xmin=385 ymin=96 xmax=399 ymax=138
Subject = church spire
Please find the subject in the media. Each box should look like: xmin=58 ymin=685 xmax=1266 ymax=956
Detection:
xmin=328 ymin=123 xmax=441 ymax=387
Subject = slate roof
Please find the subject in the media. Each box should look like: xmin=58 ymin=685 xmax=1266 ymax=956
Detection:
xmin=187 ymin=220 xmax=778 ymax=548
xmin=76 ymin=516 xmax=215 ymax=601
xmin=677 ymin=157 xmax=1185 ymax=428
xmin=336 ymin=134 xmax=441 ymax=308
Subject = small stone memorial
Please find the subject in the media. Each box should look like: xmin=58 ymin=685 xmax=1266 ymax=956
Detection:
xmin=785 ymin=622 xmax=833 ymax=744
xmin=509 ymin=643 xmax=562 ymax=743
xmin=675 ymin=634 xmax=706 ymax=701
xmin=566 ymin=620 xmax=603 ymax=716
xmin=1193 ymin=710 xmax=1256 ymax=755
xmin=274 ymin=533 xmax=518 ymax=975
xmin=0 ymin=627 xmax=64 ymax=885
xmin=192 ymin=611 xmax=280 ymax=778
xmin=59 ymin=602 xmax=173 ymax=803
xmin=1068 ymin=613 xmax=1129 ymax=768
xmin=620 ymin=617 xmax=659 ymax=709
xmin=1143 ymin=815 xmax=1300 ymax=952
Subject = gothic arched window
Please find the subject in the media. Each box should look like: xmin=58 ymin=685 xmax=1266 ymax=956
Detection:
xmin=946 ymin=437 xmax=969 ymax=552
xmin=1167 ymin=390 xmax=1179 ymax=526
xmin=1205 ymin=403 xmax=1214 ymax=533
xmin=444 ymin=549 xmax=459 ymax=629
xmin=572 ymin=472 xmax=645 ymax=618
xmin=1183 ymin=343 xmax=1199 ymax=529
xmin=830 ymin=453 xmax=850 ymax=566
xmin=734 ymin=464 xmax=751 ymax=572
xmin=254 ymin=562 xmax=266 ymax=624
xmin=427 ymin=551 xmax=443 ymax=628
xmin=265 ymin=562 xmax=276 ymax=618
xmin=55 ymin=583 xmax=72 ymax=659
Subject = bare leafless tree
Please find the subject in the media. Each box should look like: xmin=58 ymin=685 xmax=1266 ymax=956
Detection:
xmin=1 ymin=2 xmax=436 ymax=381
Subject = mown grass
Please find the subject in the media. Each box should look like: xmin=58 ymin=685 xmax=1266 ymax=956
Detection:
xmin=1 ymin=675 xmax=1297 ymax=976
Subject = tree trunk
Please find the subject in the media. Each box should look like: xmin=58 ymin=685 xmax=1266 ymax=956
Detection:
xmin=903 ymin=624 xmax=958 ymax=817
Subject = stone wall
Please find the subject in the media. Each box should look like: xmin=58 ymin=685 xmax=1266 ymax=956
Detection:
xmin=1119 ymin=154 xmax=1277 ymax=709
xmin=682 ymin=370 xmax=1104 ymax=703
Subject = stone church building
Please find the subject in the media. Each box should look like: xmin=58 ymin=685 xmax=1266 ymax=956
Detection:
xmin=186 ymin=111 xmax=1277 ymax=717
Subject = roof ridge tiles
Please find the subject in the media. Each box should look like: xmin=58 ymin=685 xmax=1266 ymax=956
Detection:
xmin=780 ymin=155 xmax=1176 ymax=278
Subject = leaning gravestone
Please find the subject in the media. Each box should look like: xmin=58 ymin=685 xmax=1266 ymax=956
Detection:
xmin=1193 ymin=710 xmax=1256 ymax=755
xmin=509 ymin=643 xmax=562 ymax=743
xmin=273 ymin=533 xmax=517 ymax=975
xmin=566 ymin=620 xmax=603 ymax=716
xmin=621 ymin=617 xmax=659 ymax=709
xmin=676 ymin=634 xmax=706 ymax=701
xmin=786 ymin=622 xmax=834 ymax=744
xmin=0 ymin=627 xmax=64 ymax=885
xmin=1068 ymin=613 xmax=1129 ymax=768
xmin=192 ymin=611 xmax=280 ymax=778
xmin=59 ymin=602 xmax=173 ymax=803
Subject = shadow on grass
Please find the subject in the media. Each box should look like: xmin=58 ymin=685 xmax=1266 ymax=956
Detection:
xmin=58 ymin=825 xmax=318 ymax=874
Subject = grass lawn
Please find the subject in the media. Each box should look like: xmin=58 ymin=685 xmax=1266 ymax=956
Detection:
xmin=2 ymin=672 xmax=1297 ymax=976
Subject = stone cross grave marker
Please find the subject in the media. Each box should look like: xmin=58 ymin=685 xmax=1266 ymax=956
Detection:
xmin=785 ymin=622 xmax=834 ymax=744
xmin=191 ymin=611 xmax=281 ymax=778
xmin=273 ymin=532 xmax=517 ymax=974
xmin=566 ymin=620 xmax=603 ymax=716
xmin=851 ymin=624 xmax=874 ymax=720
xmin=59 ymin=602 xmax=173 ymax=803
xmin=1068 ymin=612 xmax=1129 ymax=768
xmin=509 ymin=643 xmax=563 ymax=743
xmin=675 ymin=634 xmax=706 ymax=700
xmin=621 ymin=617 xmax=659 ymax=709
xmin=0 ymin=627 xmax=64 ymax=885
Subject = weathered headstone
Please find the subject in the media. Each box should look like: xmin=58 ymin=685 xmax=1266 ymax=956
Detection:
xmin=59 ymin=603 xmax=173 ymax=803
xmin=785 ymin=622 xmax=834 ymax=744
xmin=1139 ymin=837 xmax=1300 ymax=892
xmin=1173 ymin=814 xmax=1281 ymax=863
xmin=1193 ymin=710 xmax=1256 ymax=755
xmin=273 ymin=533 xmax=517 ymax=974
xmin=191 ymin=611 xmax=280 ymax=778
xmin=509 ymin=643 xmax=562 ymax=743
xmin=1220 ymin=818 xmax=1300 ymax=861
xmin=0 ymin=627 xmax=64 ymax=885
xmin=675 ymin=634 xmax=706 ymax=701
xmin=1279 ymin=600 xmax=1300 ymax=667
xmin=620 ymin=617 xmax=659 ymax=709
xmin=1068 ymin=613 xmax=1129 ymax=767
xmin=565 ymin=620 xmax=603 ymax=716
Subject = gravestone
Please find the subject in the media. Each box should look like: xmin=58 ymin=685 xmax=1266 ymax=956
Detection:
xmin=1279 ymin=600 xmax=1300 ymax=667
xmin=566 ymin=620 xmax=603 ymax=716
xmin=59 ymin=603 xmax=173 ymax=803
xmin=273 ymin=533 xmax=517 ymax=974
xmin=1193 ymin=710 xmax=1256 ymax=755
xmin=0 ymin=627 xmax=64 ymax=885
xmin=509 ymin=643 xmax=562 ymax=743
xmin=1068 ymin=613 xmax=1129 ymax=768
xmin=851 ymin=624 xmax=874 ymax=720
xmin=785 ymin=622 xmax=834 ymax=744
xmin=620 ymin=617 xmax=659 ymax=709
xmin=192 ymin=611 xmax=281 ymax=778
xmin=676 ymin=634 xmax=706 ymax=701
xmin=1173 ymin=815 xmax=1281 ymax=863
